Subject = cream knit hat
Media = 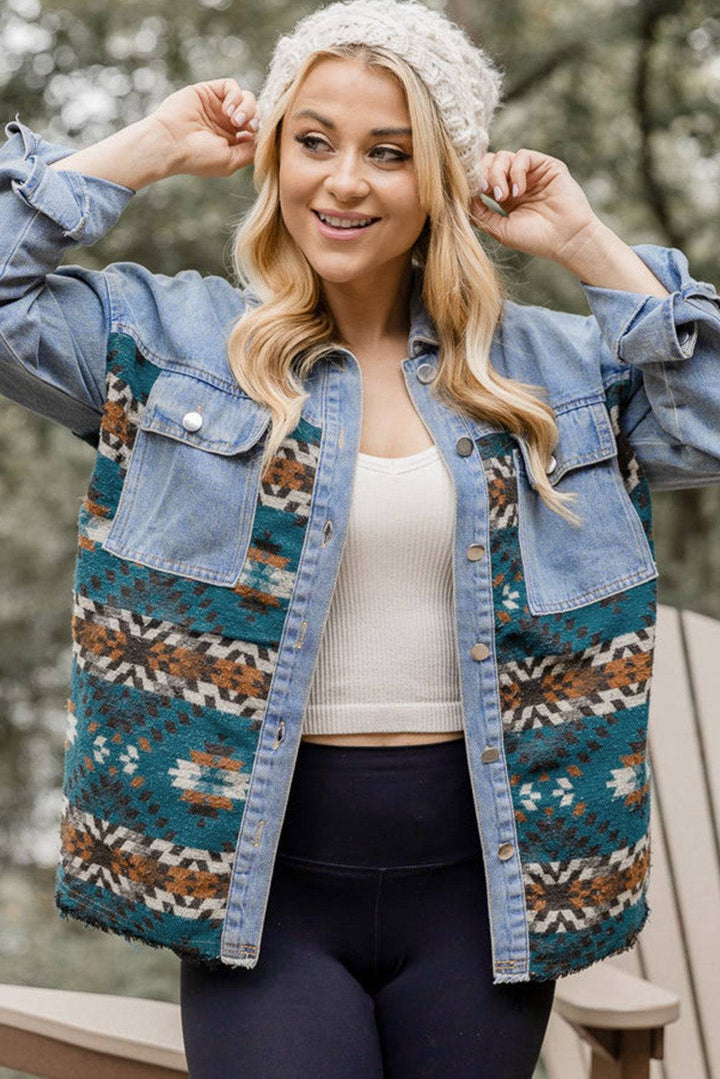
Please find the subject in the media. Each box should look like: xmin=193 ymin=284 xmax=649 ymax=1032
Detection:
xmin=255 ymin=0 xmax=505 ymax=197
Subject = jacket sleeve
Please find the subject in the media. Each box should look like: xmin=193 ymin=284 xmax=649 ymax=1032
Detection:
xmin=580 ymin=243 xmax=720 ymax=490
xmin=0 ymin=115 xmax=136 ymax=439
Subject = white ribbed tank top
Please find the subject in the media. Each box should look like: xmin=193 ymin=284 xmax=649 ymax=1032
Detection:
xmin=302 ymin=442 xmax=464 ymax=734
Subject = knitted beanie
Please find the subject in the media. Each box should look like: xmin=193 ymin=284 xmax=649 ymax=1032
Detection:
xmin=255 ymin=0 xmax=505 ymax=197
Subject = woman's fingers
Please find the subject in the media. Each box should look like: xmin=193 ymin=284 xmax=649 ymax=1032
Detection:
xmin=482 ymin=148 xmax=535 ymax=201
xmin=220 ymin=82 xmax=258 ymax=129
xmin=483 ymin=150 xmax=512 ymax=200
xmin=507 ymin=150 xmax=531 ymax=198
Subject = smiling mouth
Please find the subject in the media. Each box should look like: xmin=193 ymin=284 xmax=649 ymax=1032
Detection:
xmin=312 ymin=210 xmax=380 ymax=231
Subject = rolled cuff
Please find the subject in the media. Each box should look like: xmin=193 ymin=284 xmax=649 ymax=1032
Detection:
xmin=580 ymin=243 xmax=720 ymax=366
xmin=3 ymin=115 xmax=136 ymax=245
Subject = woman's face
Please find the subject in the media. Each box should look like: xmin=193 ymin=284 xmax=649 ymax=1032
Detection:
xmin=278 ymin=57 xmax=428 ymax=287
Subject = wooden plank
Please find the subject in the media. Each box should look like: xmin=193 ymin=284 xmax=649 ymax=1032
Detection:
xmin=640 ymin=604 xmax=716 ymax=1078
xmin=678 ymin=608 xmax=720 ymax=1078
xmin=0 ymin=985 xmax=187 ymax=1073
xmin=602 ymin=606 xmax=698 ymax=1077
xmin=639 ymin=767 xmax=695 ymax=1079
xmin=682 ymin=608 xmax=720 ymax=859
xmin=552 ymin=964 xmax=679 ymax=1029
xmin=540 ymin=1007 xmax=590 ymax=1079
xmin=587 ymin=1028 xmax=652 ymax=1079
xmin=544 ymin=605 xmax=713 ymax=1079
xmin=0 ymin=1023 xmax=188 ymax=1079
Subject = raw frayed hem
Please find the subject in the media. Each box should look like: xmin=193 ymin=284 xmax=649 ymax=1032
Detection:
xmin=547 ymin=901 xmax=652 ymax=983
xmin=54 ymin=888 xmax=222 ymax=970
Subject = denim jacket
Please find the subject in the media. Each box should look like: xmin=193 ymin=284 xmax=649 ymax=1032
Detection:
xmin=2 ymin=116 xmax=720 ymax=984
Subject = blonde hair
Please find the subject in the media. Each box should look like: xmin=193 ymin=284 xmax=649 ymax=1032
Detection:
xmin=226 ymin=43 xmax=581 ymax=526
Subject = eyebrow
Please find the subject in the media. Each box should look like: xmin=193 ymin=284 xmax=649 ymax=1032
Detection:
xmin=290 ymin=108 xmax=412 ymax=138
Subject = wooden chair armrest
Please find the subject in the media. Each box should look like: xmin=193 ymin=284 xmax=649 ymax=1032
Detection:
xmin=553 ymin=963 xmax=680 ymax=1030
xmin=0 ymin=983 xmax=187 ymax=1073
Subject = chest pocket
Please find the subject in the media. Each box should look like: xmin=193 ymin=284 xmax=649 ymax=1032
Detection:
xmin=103 ymin=368 xmax=271 ymax=586
xmin=512 ymin=398 xmax=658 ymax=615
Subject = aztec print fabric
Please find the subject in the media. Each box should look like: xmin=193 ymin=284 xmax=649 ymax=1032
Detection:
xmin=476 ymin=378 xmax=655 ymax=980
xmin=57 ymin=330 xmax=322 ymax=965
xmin=55 ymin=331 xmax=653 ymax=980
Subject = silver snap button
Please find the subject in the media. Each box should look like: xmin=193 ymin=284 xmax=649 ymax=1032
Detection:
xmin=416 ymin=362 xmax=436 ymax=384
xmin=546 ymin=454 xmax=557 ymax=474
xmin=456 ymin=436 xmax=474 ymax=457
xmin=498 ymin=843 xmax=515 ymax=861
xmin=481 ymin=746 xmax=499 ymax=763
xmin=182 ymin=410 xmax=203 ymax=433
xmin=471 ymin=642 xmax=490 ymax=661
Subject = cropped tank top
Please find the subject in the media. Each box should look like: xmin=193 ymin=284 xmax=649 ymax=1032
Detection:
xmin=302 ymin=443 xmax=464 ymax=734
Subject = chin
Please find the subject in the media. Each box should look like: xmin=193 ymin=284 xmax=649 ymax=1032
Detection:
xmin=304 ymin=255 xmax=376 ymax=284
xmin=315 ymin=267 xmax=372 ymax=284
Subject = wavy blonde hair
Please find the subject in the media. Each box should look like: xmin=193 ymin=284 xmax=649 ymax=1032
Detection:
xmin=226 ymin=43 xmax=581 ymax=526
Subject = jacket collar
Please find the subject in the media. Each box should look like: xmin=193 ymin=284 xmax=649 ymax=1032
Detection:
xmin=408 ymin=261 xmax=440 ymax=356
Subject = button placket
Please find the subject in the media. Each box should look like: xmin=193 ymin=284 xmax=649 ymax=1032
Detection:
xmin=432 ymin=411 xmax=528 ymax=975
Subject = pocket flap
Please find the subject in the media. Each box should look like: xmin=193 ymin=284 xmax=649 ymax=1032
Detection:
xmin=515 ymin=399 xmax=618 ymax=489
xmin=140 ymin=369 xmax=271 ymax=455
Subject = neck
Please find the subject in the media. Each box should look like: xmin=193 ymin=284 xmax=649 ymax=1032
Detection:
xmin=321 ymin=259 xmax=414 ymax=354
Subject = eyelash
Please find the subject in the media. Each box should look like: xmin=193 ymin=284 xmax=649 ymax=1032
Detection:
xmin=294 ymin=134 xmax=409 ymax=162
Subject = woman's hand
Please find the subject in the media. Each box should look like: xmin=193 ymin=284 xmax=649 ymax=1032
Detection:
xmin=469 ymin=149 xmax=603 ymax=265
xmin=147 ymin=78 xmax=258 ymax=179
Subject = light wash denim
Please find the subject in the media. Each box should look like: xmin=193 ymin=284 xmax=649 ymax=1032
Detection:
xmin=2 ymin=115 xmax=719 ymax=982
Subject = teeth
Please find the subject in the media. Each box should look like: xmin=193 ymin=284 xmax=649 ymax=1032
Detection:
xmin=317 ymin=212 xmax=374 ymax=228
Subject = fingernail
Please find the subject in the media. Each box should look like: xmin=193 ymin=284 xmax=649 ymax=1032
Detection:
xmin=233 ymin=109 xmax=246 ymax=126
xmin=481 ymin=179 xmax=489 ymax=192
xmin=512 ymin=183 xmax=519 ymax=197
xmin=249 ymin=117 xmax=259 ymax=131
xmin=494 ymin=185 xmax=504 ymax=201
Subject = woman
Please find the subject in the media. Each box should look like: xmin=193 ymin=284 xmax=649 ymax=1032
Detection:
xmin=2 ymin=0 xmax=719 ymax=1076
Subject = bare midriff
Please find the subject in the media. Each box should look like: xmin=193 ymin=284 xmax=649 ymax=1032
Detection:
xmin=301 ymin=731 xmax=465 ymax=746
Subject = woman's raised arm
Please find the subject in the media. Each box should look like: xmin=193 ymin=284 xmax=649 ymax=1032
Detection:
xmin=46 ymin=115 xmax=181 ymax=193
xmin=0 ymin=79 xmax=257 ymax=441
xmin=46 ymin=78 xmax=258 ymax=191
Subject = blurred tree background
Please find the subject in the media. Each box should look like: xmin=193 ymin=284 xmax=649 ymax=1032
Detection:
xmin=0 ymin=0 xmax=717 ymax=1073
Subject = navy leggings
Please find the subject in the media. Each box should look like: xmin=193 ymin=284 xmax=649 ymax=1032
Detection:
xmin=180 ymin=737 xmax=556 ymax=1078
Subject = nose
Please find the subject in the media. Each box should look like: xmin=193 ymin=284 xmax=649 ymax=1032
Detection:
xmin=323 ymin=150 xmax=370 ymax=200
